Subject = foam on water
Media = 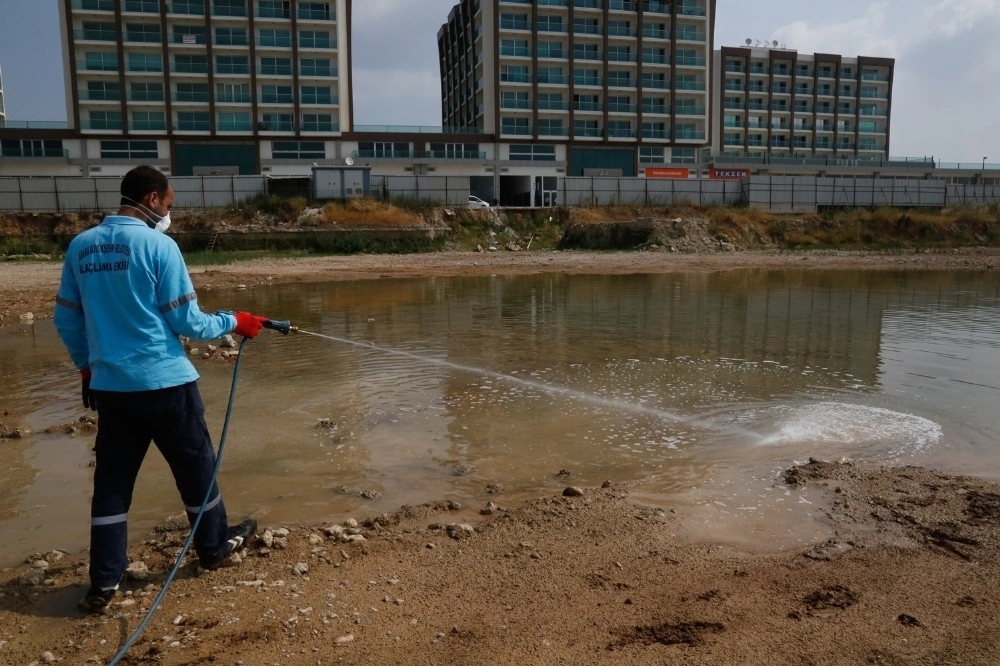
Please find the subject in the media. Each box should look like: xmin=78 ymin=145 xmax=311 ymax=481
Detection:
xmin=751 ymin=402 xmax=942 ymax=458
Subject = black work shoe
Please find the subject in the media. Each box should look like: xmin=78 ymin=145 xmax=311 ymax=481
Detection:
xmin=200 ymin=518 xmax=257 ymax=570
xmin=79 ymin=583 xmax=119 ymax=613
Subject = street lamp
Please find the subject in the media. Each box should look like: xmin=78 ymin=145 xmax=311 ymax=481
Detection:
xmin=983 ymin=157 xmax=988 ymax=169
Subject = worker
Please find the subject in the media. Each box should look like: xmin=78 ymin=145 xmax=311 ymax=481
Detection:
xmin=54 ymin=165 xmax=264 ymax=612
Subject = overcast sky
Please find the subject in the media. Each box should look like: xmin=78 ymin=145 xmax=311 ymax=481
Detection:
xmin=0 ymin=0 xmax=996 ymax=163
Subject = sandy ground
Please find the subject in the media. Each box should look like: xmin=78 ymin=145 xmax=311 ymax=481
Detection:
xmin=1 ymin=249 xmax=1000 ymax=665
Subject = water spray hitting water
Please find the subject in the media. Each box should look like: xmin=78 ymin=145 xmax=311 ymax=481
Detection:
xmin=296 ymin=329 xmax=757 ymax=440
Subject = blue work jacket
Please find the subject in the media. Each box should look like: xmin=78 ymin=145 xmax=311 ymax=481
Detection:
xmin=54 ymin=215 xmax=236 ymax=392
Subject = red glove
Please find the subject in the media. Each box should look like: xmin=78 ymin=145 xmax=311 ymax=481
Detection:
xmin=81 ymin=368 xmax=97 ymax=411
xmin=233 ymin=312 xmax=266 ymax=339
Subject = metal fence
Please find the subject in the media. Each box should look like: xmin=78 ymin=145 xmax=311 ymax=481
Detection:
xmin=561 ymin=177 xmax=745 ymax=206
xmin=372 ymin=175 xmax=470 ymax=206
xmin=0 ymin=175 xmax=267 ymax=213
xmin=744 ymin=177 xmax=1000 ymax=212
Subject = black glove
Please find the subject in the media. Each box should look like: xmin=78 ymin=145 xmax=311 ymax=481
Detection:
xmin=81 ymin=369 xmax=97 ymax=411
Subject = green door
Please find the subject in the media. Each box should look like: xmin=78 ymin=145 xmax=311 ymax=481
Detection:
xmin=174 ymin=143 xmax=258 ymax=176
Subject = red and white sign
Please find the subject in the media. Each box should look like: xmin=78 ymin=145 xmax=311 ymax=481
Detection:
xmin=183 ymin=34 xmax=197 ymax=44
xmin=645 ymin=167 xmax=690 ymax=179
xmin=709 ymin=167 xmax=751 ymax=179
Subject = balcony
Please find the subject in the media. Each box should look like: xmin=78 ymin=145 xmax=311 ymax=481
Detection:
xmin=574 ymin=126 xmax=601 ymax=137
xmin=538 ymin=99 xmax=569 ymax=110
xmin=167 ymin=2 xmax=205 ymax=15
xmin=674 ymin=105 xmax=705 ymax=116
xmin=72 ymin=0 xmax=114 ymax=10
xmin=608 ymin=127 xmax=636 ymax=138
xmin=574 ymin=101 xmax=601 ymax=112
xmin=643 ymin=129 xmax=669 ymax=139
xmin=678 ymin=4 xmax=707 ymax=16
xmin=675 ymin=80 xmax=705 ymax=91
xmin=74 ymin=28 xmax=117 ymax=41
xmin=675 ymin=130 xmax=706 ymax=140
xmin=501 ymin=99 xmax=531 ymax=110
xmin=675 ymin=55 xmax=707 ymax=67
xmin=608 ymin=102 xmax=636 ymax=113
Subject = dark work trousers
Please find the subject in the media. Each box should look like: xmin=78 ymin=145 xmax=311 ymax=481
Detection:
xmin=89 ymin=381 xmax=229 ymax=589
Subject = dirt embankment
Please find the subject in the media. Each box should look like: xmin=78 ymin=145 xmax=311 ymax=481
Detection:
xmin=0 ymin=461 xmax=998 ymax=665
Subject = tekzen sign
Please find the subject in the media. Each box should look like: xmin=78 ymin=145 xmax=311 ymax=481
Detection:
xmin=709 ymin=167 xmax=752 ymax=179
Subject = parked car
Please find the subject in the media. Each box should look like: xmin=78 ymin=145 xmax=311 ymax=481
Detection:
xmin=467 ymin=195 xmax=490 ymax=209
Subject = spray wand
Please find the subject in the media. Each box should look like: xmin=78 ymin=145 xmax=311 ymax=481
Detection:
xmin=262 ymin=319 xmax=298 ymax=335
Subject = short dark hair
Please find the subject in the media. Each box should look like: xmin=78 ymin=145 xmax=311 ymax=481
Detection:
xmin=120 ymin=165 xmax=169 ymax=204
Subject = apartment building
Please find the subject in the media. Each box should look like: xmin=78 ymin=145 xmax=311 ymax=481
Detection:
xmin=713 ymin=46 xmax=892 ymax=159
xmin=438 ymin=0 xmax=717 ymax=176
xmin=59 ymin=0 xmax=352 ymax=175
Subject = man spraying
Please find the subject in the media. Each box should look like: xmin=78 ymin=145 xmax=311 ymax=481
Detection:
xmin=54 ymin=165 xmax=267 ymax=612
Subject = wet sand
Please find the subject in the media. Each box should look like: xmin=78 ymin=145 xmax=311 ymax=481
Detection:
xmin=1 ymin=250 xmax=999 ymax=665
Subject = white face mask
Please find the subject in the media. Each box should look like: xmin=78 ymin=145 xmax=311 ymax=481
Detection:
xmin=154 ymin=212 xmax=172 ymax=233
xmin=124 ymin=196 xmax=171 ymax=233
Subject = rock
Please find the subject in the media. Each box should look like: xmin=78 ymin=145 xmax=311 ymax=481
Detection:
xmin=19 ymin=312 xmax=34 ymax=323
xmin=126 ymin=561 xmax=151 ymax=581
xmin=292 ymin=562 xmax=309 ymax=576
xmin=41 ymin=651 xmax=56 ymax=663
xmin=480 ymin=501 xmax=498 ymax=515
xmin=334 ymin=634 xmax=354 ymax=646
xmin=344 ymin=519 xmax=358 ymax=529
xmin=445 ymin=523 xmax=475 ymax=540
xmin=804 ymin=540 xmax=854 ymax=561
xmin=0 ymin=424 xmax=31 ymax=439
xmin=31 ymin=560 xmax=49 ymax=569
xmin=219 ymin=335 xmax=237 ymax=349
xmin=563 ymin=487 xmax=584 ymax=497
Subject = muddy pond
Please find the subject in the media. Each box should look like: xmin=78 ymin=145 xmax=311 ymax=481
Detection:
xmin=3 ymin=268 xmax=1000 ymax=565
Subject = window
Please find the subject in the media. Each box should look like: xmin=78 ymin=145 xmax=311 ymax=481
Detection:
xmin=607 ymin=95 xmax=633 ymax=113
xmin=176 ymin=111 xmax=210 ymax=130
xmin=99 ymin=140 xmax=157 ymax=159
xmin=536 ymin=41 xmax=564 ymax=59
xmin=260 ymin=57 xmax=292 ymax=75
xmin=574 ymin=69 xmax=600 ymax=86
xmin=216 ymin=55 xmax=250 ymax=74
xmin=85 ymin=51 xmax=118 ymax=71
xmin=124 ymin=0 xmax=159 ymax=11
xmin=537 ymin=93 xmax=564 ymax=110
xmin=215 ymin=82 xmax=249 ymax=102
xmin=213 ymin=0 xmax=247 ymax=17
xmin=301 ymin=113 xmax=333 ymax=132
xmin=272 ymin=141 xmax=325 ymax=159
xmin=129 ymin=53 xmax=163 ymax=72
xmin=172 ymin=25 xmax=206 ymax=44
xmin=299 ymin=30 xmax=332 ymax=48
xmin=298 ymin=2 xmax=331 ymax=20
xmin=608 ymin=45 xmax=632 ymax=62
xmin=428 ymin=143 xmax=480 ymax=159
xmin=301 ymin=85 xmax=333 ymax=104
xmin=500 ymin=13 xmax=529 ymax=30
xmin=607 ymin=120 xmax=633 ymax=138
xmin=643 ymin=47 xmax=667 ymax=64
xmin=131 ymin=111 xmax=166 ymax=131
xmin=174 ymin=54 xmax=208 ymax=73
xmin=573 ymin=17 xmax=600 ymax=34
xmin=537 ymin=118 xmax=565 ymax=136
xmin=641 ymin=72 xmax=667 ymax=89
xmin=574 ymin=119 xmax=600 ymax=137
xmin=500 ymin=117 xmax=531 ymax=135
xmin=671 ymin=147 xmax=696 ymax=164
xmin=217 ymin=111 xmax=251 ymax=131
xmin=257 ymin=0 xmax=290 ymax=18
xmin=259 ymin=29 xmax=291 ymax=47
xmin=215 ymin=27 xmax=248 ymax=46
xmin=607 ymin=71 xmax=632 ymax=88
xmin=125 ymin=23 xmax=161 ymax=42
xmin=573 ymin=43 xmax=600 ymax=60
xmin=509 ymin=144 xmax=556 ymax=161
xmin=574 ymin=94 xmax=600 ymax=111
xmin=501 ymin=39 xmax=530 ymax=57
xmin=358 ymin=142 xmax=410 ymax=158
xmin=642 ymin=97 xmax=666 ymax=114
xmin=176 ymin=82 xmax=209 ymax=102
xmin=261 ymin=84 xmax=293 ymax=103
xmin=80 ymin=0 xmax=114 ymax=9
xmin=537 ymin=15 xmax=564 ymax=32
xmin=261 ymin=113 xmax=293 ymax=130
xmin=500 ymin=65 xmax=530 ymax=83
xmin=608 ymin=19 xmax=632 ymax=36
xmin=130 ymin=82 xmax=164 ymax=102
xmin=86 ymin=81 xmax=120 ymax=101
xmin=81 ymin=21 xmax=116 ymax=41
xmin=536 ymin=66 xmax=564 ymax=84
xmin=171 ymin=0 xmax=205 ymax=15
xmin=88 ymin=110 xmax=122 ymax=130
xmin=638 ymin=146 xmax=665 ymax=164
xmin=0 ymin=139 xmax=65 ymax=158
xmin=501 ymin=90 xmax=529 ymax=109
xmin=300 ymin=58 xmax=333 ymax=77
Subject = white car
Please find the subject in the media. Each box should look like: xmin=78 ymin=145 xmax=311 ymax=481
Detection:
xmin=467 ymin=195 xmax=491 ymax=208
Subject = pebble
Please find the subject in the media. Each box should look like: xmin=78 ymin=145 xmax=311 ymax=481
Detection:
xmin=292 ymin=562 xmax=309 ymax=576
xmin=41 ymin=651 xmax=56 ymax=663
xmin=563 ymin=487 xmax=584 ymax=497
xmin=345 ymin=518 xmax=358 ymax=529
xmin=334 ymin=634 xmax=354 ymax=646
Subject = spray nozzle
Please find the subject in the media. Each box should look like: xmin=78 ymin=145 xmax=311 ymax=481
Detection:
xmin=262 ymin=319 xmax=297 ymax=335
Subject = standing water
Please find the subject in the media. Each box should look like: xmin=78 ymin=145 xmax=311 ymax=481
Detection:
xmin=3 ymin=268 xmax=1000 ymax=564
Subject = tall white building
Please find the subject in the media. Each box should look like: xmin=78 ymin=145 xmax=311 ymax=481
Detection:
xmin=0 ymin=65 xmax=6 ymax=128
xmin=59 ymin=0 xmax=352 ymax=175
xmin=439 ymin=0 xmax=717 ymax=176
